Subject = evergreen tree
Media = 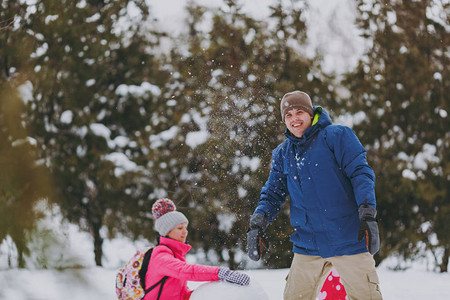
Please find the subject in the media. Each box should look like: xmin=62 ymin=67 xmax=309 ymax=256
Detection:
xmin=2 ymin=0 xmax=166 ymax=266
xmin=343 ymin=0 xmax=449 ymax=270
xmin=0 ymin=83 xmax=53 ymax=268
xmin=0 ymin=0 xmax=53 ymax=268
xmin=166 ymin=0 xmax=336 ymax=269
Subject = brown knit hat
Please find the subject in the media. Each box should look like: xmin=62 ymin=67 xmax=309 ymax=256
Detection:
xmin=280 ymin=91 xmax=314 ymax=121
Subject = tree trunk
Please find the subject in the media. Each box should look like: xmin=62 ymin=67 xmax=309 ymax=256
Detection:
xmin=92 ymin=221 xmax=103 ymax=266
xmin=18 ymin=252 xmax=25 ymax=268
xmin=440 ymin=245 xmax=449 ymax=273
xmin=228 ymin=248 xmax=237 ymax=270
xmin=84 ymin=182 xmax=103 ymax=266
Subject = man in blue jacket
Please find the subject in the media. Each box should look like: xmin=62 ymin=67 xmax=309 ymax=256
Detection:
xmin=247 ymin=91 xmax=382 ymax=299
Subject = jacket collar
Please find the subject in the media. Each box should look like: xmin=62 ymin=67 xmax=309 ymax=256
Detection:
xmin=159 ymin=236 xmax=192 ymax=256
xmin=285 ymin=106 xmax=332 ymax=144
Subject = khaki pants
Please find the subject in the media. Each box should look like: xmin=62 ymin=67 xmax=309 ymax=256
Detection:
xmin=284 ymin=252 xmax=382 ymax=300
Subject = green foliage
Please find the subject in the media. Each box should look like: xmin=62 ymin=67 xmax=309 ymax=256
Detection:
xmin=0 ymin=0 xmax=54 ymax=263
xmin=0 ymin=80 xmax=53 ymax=267
xmin=1 ymin=0 xmax=167 ymax=266
xmin=161 ymin=0 xmax=336 ymax=269
xmin=3 ymin=0 xmax=447 ymax=272
xmin=343 ymin=0 xmax=449 ymax=270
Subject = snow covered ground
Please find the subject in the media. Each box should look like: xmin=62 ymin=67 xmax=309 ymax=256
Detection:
xmin=1 ymin=202 xmax=449 ymax=299
xmin=1 ymin=261 xmax=449 ymax=300
xmin=1 ymin=221 xmax=449 ymax=300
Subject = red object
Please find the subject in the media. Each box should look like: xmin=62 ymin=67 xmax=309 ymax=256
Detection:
xmin=318 ymin=268 xmax=347 ymax=300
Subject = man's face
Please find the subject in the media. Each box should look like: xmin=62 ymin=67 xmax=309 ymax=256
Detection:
xmin=284 ymin=108 xmax=313 ymax=138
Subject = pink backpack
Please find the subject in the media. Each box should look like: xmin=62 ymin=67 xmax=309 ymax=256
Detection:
xmin=115 ymin=245 xmax=173 ymax=300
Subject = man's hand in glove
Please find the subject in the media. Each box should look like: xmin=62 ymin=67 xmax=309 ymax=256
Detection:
xmin=358 ymin=202 xmax=380 ymax=255
xmin=247 ymin=213 xmax=269 ymax=261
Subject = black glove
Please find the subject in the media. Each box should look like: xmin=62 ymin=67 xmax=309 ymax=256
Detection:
xmin=358 ymin=203 xmax=380 ymax=255
xmin=247 ymin=213 xmax=269 ymax=261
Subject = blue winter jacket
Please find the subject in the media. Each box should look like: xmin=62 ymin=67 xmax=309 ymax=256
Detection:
xmin=254 ymin=107 xmax=376 ymax=258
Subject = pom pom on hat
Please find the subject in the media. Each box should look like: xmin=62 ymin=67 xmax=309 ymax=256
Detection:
xmin=152 ymin=198 xmax=176 ymax=219
xmin=152 ymin=198 xmax=189 ymax=236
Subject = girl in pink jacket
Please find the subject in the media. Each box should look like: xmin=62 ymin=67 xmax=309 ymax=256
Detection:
xmin=143 ymin=198 xmax=250 ymax=300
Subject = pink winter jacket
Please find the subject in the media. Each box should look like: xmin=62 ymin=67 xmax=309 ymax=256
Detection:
xmin=143 ymin=237 xmax=220 ymax=300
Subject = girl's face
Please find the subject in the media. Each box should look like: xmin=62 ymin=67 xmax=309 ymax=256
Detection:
xmin=167 ymin=222 xmax=188 ymax=243
xmin=284 ymin=108 xmax=313 ymax=138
